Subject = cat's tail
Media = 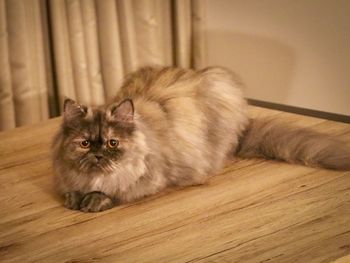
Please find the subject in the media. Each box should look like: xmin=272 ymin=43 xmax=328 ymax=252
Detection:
xmin=236 ymin=118 xmax=350 ymax=170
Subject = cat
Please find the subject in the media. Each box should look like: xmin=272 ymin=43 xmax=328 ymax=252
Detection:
xmin=52 ymin=66 xmax=350 ymax=212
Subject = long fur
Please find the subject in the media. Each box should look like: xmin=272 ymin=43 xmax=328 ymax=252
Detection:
xmin=52 ymin=66 xmax=350 ymax=210
xmin=237 ymin=118 xmax=350 ymax=170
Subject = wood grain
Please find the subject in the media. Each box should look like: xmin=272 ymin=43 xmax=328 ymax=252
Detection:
xmin=0 ymin=106 xmax=349 ymax=263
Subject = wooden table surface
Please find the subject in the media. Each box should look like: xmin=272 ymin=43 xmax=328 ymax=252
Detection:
xmin=0 ymin=106 xmax=349 ymax=263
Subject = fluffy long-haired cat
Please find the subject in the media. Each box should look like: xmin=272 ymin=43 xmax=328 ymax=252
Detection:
xmin=52 ymin=67 xmax=350 ymax=212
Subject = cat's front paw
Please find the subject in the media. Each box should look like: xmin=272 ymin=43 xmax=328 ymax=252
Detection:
xmin=80 ymin=192 xmax=115 ymax=213
xmin=64 ymin=191 xmax=83 ymax=210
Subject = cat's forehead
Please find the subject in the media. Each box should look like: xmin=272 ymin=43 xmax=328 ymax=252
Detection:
xmin=77 ymin=108 xmax=126 ymax=139
xmin=63 ymin=105 xmax=134 ymax=139
xmin=76 ymin=108 xmax=102 ymax=137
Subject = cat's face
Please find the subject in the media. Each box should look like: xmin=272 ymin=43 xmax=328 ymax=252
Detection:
xmin=59 ymin=99 xmax=135 ymax=175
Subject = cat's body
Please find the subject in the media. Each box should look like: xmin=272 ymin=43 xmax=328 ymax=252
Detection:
xmin=52 ymin=66 xmax=350 ymax=212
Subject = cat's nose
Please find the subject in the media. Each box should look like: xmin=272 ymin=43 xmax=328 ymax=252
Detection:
xmin=95 ymin=154 xmax=103 ymax=161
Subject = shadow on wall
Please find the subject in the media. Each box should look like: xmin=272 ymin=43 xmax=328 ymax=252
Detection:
xmin=206 ymin=31 xmax=296 ymax=103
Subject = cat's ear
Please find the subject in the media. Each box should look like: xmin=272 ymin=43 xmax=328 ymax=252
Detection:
xmin=108 ymin=99 xmax=134 ymax=123
xmin=63 ymin=98 xmax=87 ymax=120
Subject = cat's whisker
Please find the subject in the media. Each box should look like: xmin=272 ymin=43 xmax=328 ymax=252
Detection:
xmin=104 ymin=162 xmax=117 ymax=173
xmin=79 ymin=158 xmax=91 ymax=172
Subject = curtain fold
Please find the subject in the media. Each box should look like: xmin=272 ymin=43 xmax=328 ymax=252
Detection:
xmin=0 ymin=0 xmax=50 ymax=130
xmin=66 ymin=0 xmax=92 ymax=104
xmin=0 ymin=0 xmax=15 ymax=130
xmin=49 ymin=0 xmax=76 ymax=106
xmin=191 ymin=0 xmax=207 ymax=69
xmin=0 ymin=0 xmax=207 ymax=131
xmin=95 ymin=0 xmax=124 ymax=103
xmin=81 ymin=0 xmax=105 ymax=106
xmin=173 ymin=0 xmax=191 ymax=68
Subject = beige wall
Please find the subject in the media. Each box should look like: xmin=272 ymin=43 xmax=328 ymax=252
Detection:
xmin=205 ymin=0 xmax=350 ymax=115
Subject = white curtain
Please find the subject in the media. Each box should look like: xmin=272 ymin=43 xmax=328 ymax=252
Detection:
xmin=0 ymin=0 xmax=207 ymax=131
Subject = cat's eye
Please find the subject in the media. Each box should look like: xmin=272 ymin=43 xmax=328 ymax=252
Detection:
xmin=80 ymin=140 xmax=90 ymax=148
xmin=107 ymin=139 xmax=119 ymax=148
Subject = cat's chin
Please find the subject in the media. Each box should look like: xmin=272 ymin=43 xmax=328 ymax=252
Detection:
xmin=81 ymin=164 xmax=108 ymax=176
